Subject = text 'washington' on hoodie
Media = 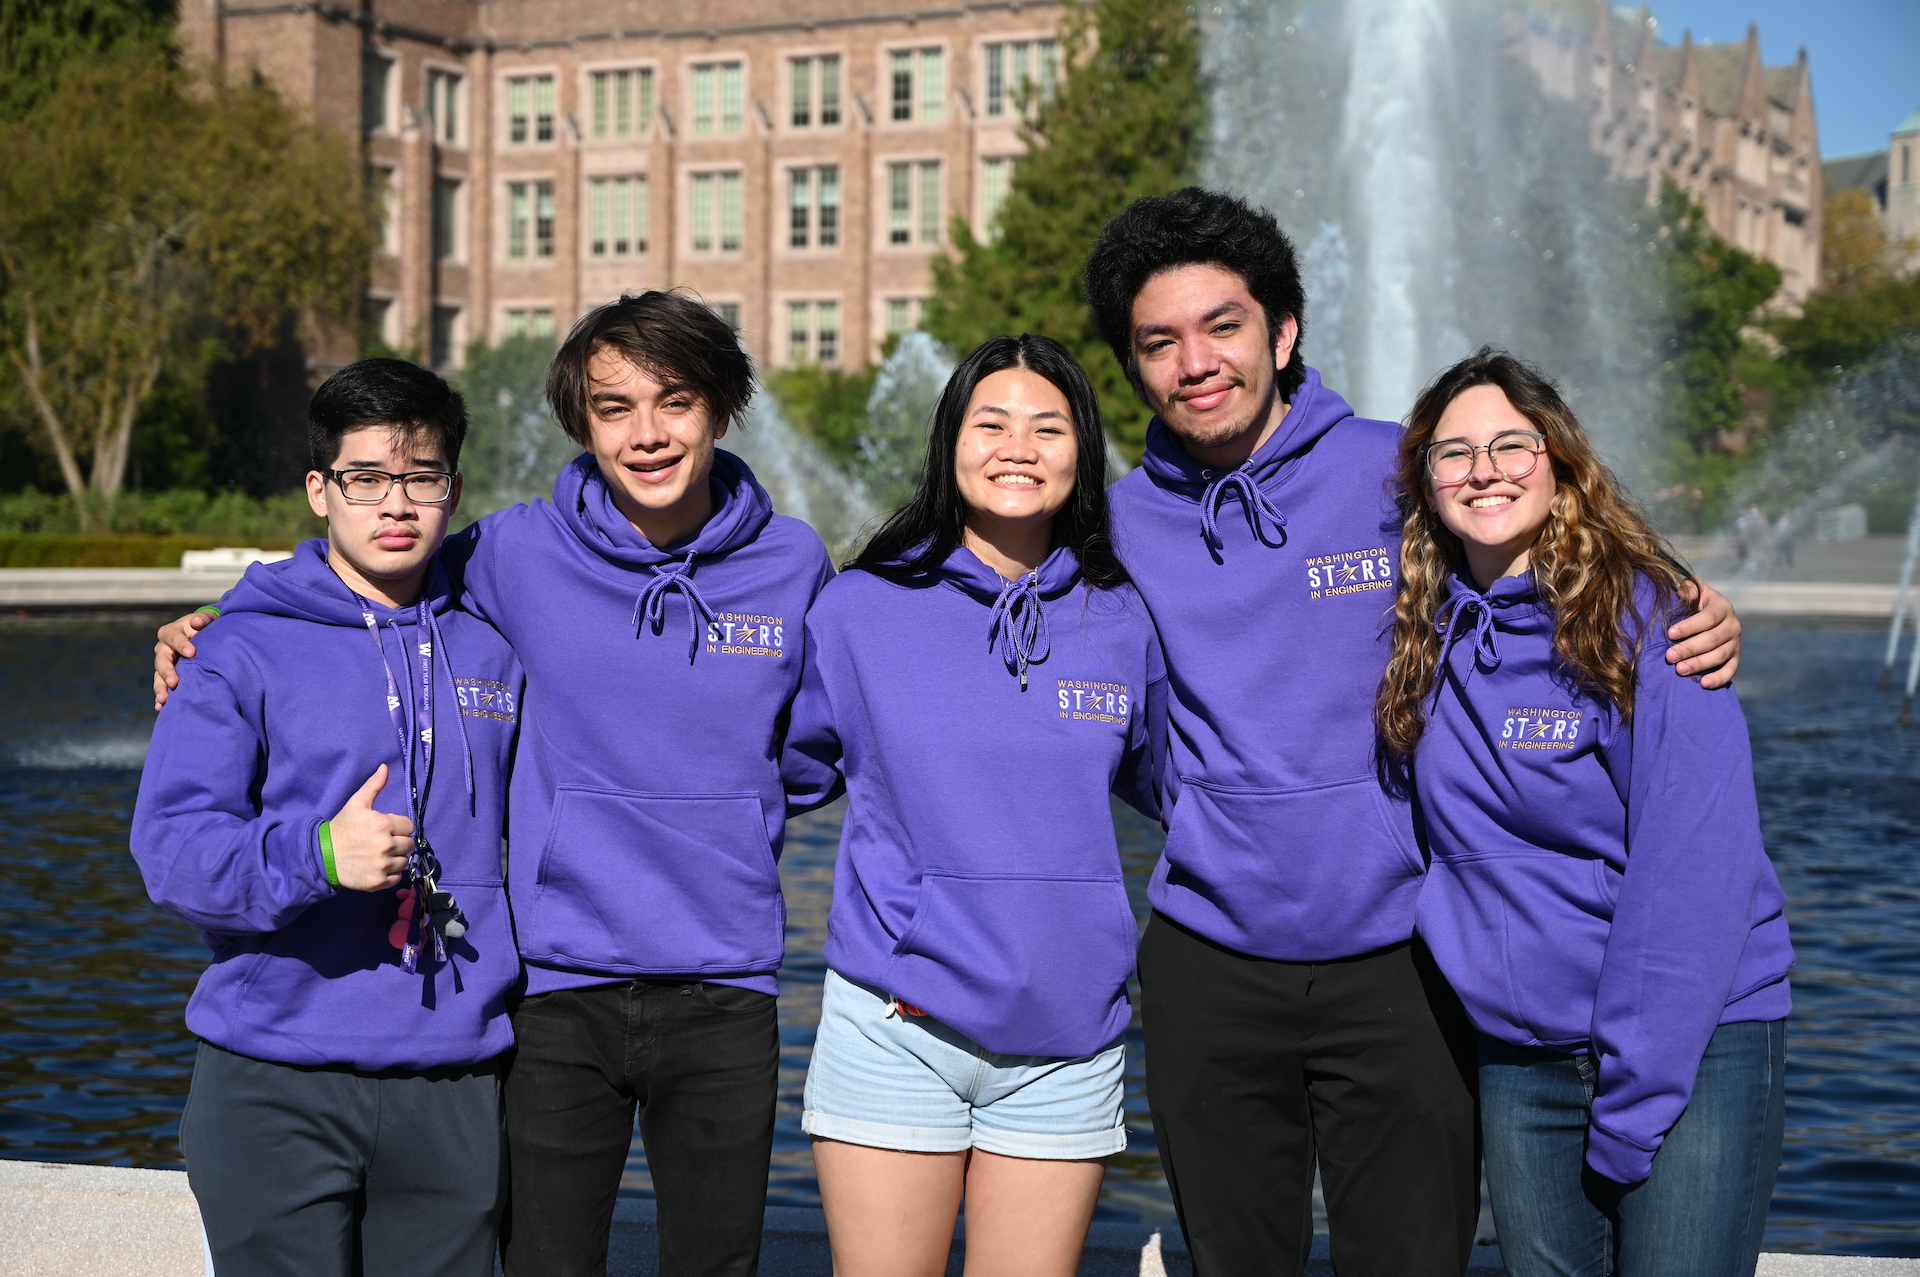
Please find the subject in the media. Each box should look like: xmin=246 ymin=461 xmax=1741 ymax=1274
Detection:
xmin=444 ymin=451 xmax=835 ymax=996
xmin=781 ymin=544 xmax=1166 ymax=1057
xmin=131 ymin=540 xmax=523 ymax=1072
xmin=1414 ymin=571 xmax=1792 ymax=1183
xmin=1107 ymin=368 xmax=1419 ymax=962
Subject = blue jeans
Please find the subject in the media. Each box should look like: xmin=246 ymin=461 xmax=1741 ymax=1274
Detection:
xmin=1480 ymin=1019 xmax=1786 ymax=1277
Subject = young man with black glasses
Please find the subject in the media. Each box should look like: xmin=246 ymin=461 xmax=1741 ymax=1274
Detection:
xmin=153 ymin=293 xmax=836 ymax=1277
xmin=1083 ymin=189 xmax=1745 ymax=1277
xmin=134 ymin=358 xmax=522 ymax=1276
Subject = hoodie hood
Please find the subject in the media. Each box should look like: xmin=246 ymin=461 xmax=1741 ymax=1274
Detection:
xmin=221 ymin=539 xmax=454 ymax=626
xmin=547 ymin=449 xmax=778 ymax=661
xmin=1139 ymin=368 xmax=1357 ymax=557
xmin=553 ymin=448 xmax=774 ymax=569
xmin=1436 ymin=571 xmax=1552 ymax=675
xmin=922 ymin=543 xmax=1083 ymax=688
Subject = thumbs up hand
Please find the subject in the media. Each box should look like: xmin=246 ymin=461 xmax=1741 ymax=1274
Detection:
xmin=328 ymin=765 xmax=415 ymax=892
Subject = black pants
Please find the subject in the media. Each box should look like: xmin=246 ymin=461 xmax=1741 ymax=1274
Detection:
xmin=181 ymin=1041 xmax=506 ymax=1277
xmin=1138 ymin=914 xmax=1479 ymax=1277
xmin=501 ymin=980 xmax=779 ymax=1277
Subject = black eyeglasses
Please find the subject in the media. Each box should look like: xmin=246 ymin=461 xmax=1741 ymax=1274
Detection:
xmin=327 ymin=469 xmax=457 ymax=504
xmin=1425 ymin=432 xmax=1545 ymax=485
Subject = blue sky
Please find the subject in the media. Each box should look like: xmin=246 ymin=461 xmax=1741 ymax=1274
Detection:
xmin=1642 ymin=0 xmax=1918 ymax=157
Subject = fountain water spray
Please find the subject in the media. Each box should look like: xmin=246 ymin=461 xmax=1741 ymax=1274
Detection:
xmin=1204 ymin=0 xmax=1666 ymax=469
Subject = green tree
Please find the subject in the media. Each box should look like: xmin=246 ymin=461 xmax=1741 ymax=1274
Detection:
xmin=1654 ymin=180 xmax=1781 ymax=455
xmin=0 ymin=52 xmax=374 ymax=525
xmin=923 ymin=0 xmax=1205 ymax=459
xmin=0 ymin=0 xmax=175 ymax=120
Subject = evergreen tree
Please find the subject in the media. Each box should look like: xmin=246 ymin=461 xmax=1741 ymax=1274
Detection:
xmin=1655 ymin=180 xmax=1780 ymax=455
xmin=0 ymin=0 xmax=176 ymax=120
xmin=922 ymin=0 xmax=1204 ymax=459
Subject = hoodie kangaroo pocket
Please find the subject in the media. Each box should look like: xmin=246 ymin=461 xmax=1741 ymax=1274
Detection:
xmin=883 ymin=872 xmax=1137 ymax=1059
xmin=521 ymin=786 xmax=784 ymax=975
xmin=1158 ymin=775 xmax=1423 ymax=955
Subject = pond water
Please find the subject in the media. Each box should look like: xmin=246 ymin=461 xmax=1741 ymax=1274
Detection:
xmin=1 ymin=614 xmax=1915 ymax=1255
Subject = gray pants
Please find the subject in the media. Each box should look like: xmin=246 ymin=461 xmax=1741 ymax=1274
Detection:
xmin=182 ymin=1041 xmax=506 ymax=1277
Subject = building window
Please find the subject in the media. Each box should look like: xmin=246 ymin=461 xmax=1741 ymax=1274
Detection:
xmin=367 ymin=165 xmax=398 ymax=254
xmin=1905 ymin=143 xmax=1912 ymax=186
xmin=591 ymin=67 xmax=653 ymax=141
xmin=507 ymin=180 xmax=555 ymax=259
xmin=715 ymin=301 xmax=741 ymax=329
xmin=790 ymin=55 xmax=841 ymax=127
xmin=889 ymin=48 xmax=944 ymax=123
xmin=984 ymin=39 xmax=1058 ymax=117
xmin=588 ymin=175 xmax=648 ymax=257
xmin=690 ymin=171 xmax=743 ymax=252
xmin=363 ymin=295 xmax=396 ymax=346
xmin=432 ymin=177 xmax=461 ymax=261
xmin=430 ymin=305 xmax=461 ymax=369
xmin=788 ymin=165 xmax=840 ymax=249
xmin=427 ymin=70 xmax=461 ymax=145
xmin=885 ymin=297 xmax=924 ymax=337
xmin=692 ymin=62 xmax=745 ymax=135
xmin=507 ymin=75 xmax=556 ymax=145
xmin=362 ymin=54 xmax=394 ymax=133
xmin=787 ymin=300 xmax=841 ymax=365
xmin=980 ymin=157 xmax=1012 ymax=241
xmin=504 ymin=308 xmax=556 ymax=340
xmin=887 ymin=161 xmax=941 ymax=246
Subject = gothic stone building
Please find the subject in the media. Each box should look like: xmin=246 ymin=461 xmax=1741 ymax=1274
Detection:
xmin=1512 ymin=2 xmax=1822 ymax=303
xmin=178 ymin=0 xmax=1066 ymax=372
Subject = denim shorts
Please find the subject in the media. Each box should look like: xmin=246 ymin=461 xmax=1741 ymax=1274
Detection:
xmin=801 ymin=969 xmax=1127 ymax=1159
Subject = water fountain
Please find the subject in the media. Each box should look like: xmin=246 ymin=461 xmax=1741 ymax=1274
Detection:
xmin=1204 ymin=0 xmax=1667 ymax=471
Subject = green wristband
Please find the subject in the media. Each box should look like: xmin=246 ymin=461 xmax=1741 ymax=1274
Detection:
xmin=195 ymin=605 xmax=221 ymax=617
xmin=318 ymin=821 xmax=341 ymax=888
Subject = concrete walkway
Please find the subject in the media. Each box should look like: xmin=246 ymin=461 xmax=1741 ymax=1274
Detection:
xmin=2 ymin=1161 xmax=1912 ymax=1276
xmin=0 ymin=567 xmax=244 ymax=610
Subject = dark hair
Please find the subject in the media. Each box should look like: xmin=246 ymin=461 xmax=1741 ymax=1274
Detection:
xmin=1376 ymin=347 xmax=1692 ymax=763
xmin=852 ymin=334 xmax=1127 ymax=589
xmin=308 ymin=358 xmax=468 ymax=471
xmin=1083 ymin=186 xmax=1308 ymax=404
xmin=547 ymin=290 xmax=754 ymax=445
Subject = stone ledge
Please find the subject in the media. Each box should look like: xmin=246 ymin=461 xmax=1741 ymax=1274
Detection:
xmin=1 ymin=1161 xmax=1913 ymax=1276
xmin=0 ymin=568 xmax=242 ymax=609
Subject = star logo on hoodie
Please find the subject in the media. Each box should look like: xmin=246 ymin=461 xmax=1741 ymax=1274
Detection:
xmin=1527 ymin=719 xmax=1554 ymax=739
xmin=1336 ymin=563 xmax=1362 ymax=584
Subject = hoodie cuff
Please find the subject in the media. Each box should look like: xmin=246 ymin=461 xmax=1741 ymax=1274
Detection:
xmin=1585 ymin=1120 xmax=1657 ymax=1184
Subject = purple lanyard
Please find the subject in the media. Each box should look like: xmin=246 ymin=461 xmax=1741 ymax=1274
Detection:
xmin=356 ymin=595 xmax=441 ymax=970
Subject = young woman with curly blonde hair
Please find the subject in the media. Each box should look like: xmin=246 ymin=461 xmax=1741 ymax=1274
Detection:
xmin=1377 ymin=348 xmax=1793 ymax=1277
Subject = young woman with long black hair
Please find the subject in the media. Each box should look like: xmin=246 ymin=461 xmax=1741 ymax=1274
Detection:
xmin=783 ymin=334 xmax=1164 ymax=1277
xmin=1376 ymin=348 xmax=1793 ymax=1277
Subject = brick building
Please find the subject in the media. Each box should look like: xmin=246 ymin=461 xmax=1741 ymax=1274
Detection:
xmin=1513 ymin=2 xmax=1822 ymax=303
xmin=177 ymin=0 xmax=1066 ymax=373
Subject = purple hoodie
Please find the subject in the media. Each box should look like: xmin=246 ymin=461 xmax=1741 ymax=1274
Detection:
xmin=1413 ymin=572 xmax=1792 ymax=1183
xmin=1107 ymin=368 xmax=1419 ymax=960
xmin=782 ymin=545 xmax=1166 ymax=1057
xmin=445 ymin=451 xmax=834 ymax=995
xmin=131 ymin=540 xmax=523 ymax=1071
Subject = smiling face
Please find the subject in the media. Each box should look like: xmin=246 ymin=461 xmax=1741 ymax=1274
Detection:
xmin=306 ymin=425 xmax=461 ymax=607
xmin=1129 ymin=263 xmax=1298 ymax=469
xmin=954 ymin=367 xmax=1078 ymax=570
xmin=583 ymin=345 xmax=729 ymax=546
xmin=1426 ymin=384 xmax=1557 ymax=589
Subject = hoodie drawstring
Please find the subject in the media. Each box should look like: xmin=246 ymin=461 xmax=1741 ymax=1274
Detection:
xmin=988 ymin=572 xmax=1051 ymax=690
xmin=633 ymin=556 xmax=719 ymax=663
xmin=1199 ymin=464 xmax=1287 ymax=554
xmin=425 ymin=608 xmax=475 ymax=813
xmin=1435 ymin=589 xmax=1503 ymax=695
